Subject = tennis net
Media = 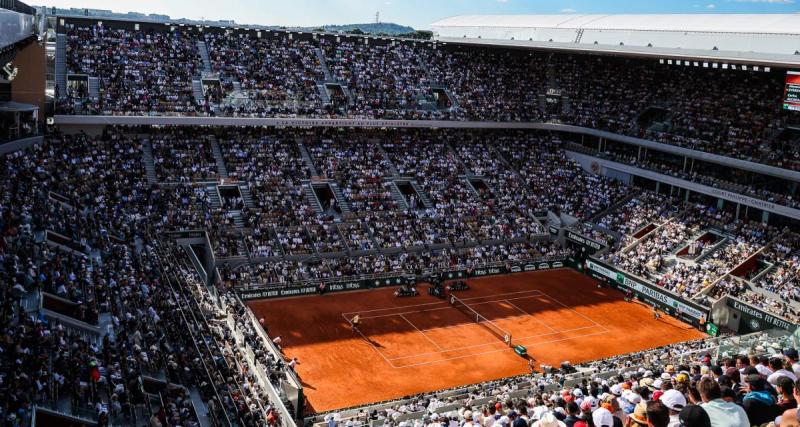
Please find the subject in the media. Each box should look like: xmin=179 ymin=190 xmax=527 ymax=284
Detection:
xmin=449 ymin=294 xmax=512 ymax=346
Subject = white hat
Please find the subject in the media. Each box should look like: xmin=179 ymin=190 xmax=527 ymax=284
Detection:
xmin=531 ymin=412 xmax=566 ymax=427
xmin=572 ymin=388 xmax=583 ymax=397
xmin=660 ymin=372 xmax=672 ymax=380
xmin=592 ymin=408 xmax=614 ymax=427
xmin=660 ymin=389 xmax=687 ymax=411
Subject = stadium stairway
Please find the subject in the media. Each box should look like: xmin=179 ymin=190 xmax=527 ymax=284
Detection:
xmin=388 ymin=181 xmax=410 ymax=210
xmin=239 ymin=184 xmax=255 ymax=208
xmin=141 ymin=140 xmax=159 ymax=184
xmin=209 ymin=136 xmax=229 ymax=178
xmin=303 ymin=182 xmax=325 ymax=215
xmin=197 ymin=40 xmax=212 ymax=73
xmin=314 ymin=47 xmax=333 ymax=81
xmin=55 ymin=34 xmax=67 ymax=96
xmin=340 ymin=84 xmax=355 ymax=106
xmin=231 ymin=211 xmax=246 ymax=228
xmin=192 ymin=79 xmax=205 ymax=104
xmin=207 ymin=185 xmax=221 ymax=209
xmin=589 ymin=191 xmax=640 ymax=224
xmin=329 ymin=182 xmax=352 ymax=214
xmin=377 ymin=142 xmax=400 ymax=176
xmin=297 ymin=141 xmax=320 ymax=176
xmin=317 ymin=83 xmax=331 ymax=104
xmin=489 ymin=145 xmax=525 ymax=182
xmin=410 ymin=181 xmax=433 ymax=209
xmin=87 ymin=77 xmax=99 ymax=99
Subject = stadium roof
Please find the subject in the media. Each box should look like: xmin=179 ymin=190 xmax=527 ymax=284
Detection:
xmin=431 ymin=14 xmax=800 ymax=65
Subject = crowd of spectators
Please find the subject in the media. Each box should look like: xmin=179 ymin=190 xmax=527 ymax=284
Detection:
xmin=63 ymin=23 xmax=202 ymax=115
xmin=0 ymin=128 xmax=294 ymax=426
xmin=315 ymin=331 xmax=800 ymax=427
xmin=60 ymin=25 xmax=800 ymax=171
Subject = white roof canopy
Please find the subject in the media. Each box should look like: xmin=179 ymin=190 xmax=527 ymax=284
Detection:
xmin=431 ymin=14 xmax=800 ymax=60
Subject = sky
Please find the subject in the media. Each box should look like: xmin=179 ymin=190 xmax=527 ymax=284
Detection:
xmin=40 ymin=0 xmax=800 ymax=29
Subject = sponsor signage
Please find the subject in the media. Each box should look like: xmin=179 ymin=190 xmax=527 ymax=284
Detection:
xmin=565 ymin=231 xmax=605 ymax=252
xmin=239 ymin=259 xmax=569 ymax=300
xmin=586 ymin=259 xmax=709 ymax=326
xmin=727 ymin=298 xmax=797 ymax=333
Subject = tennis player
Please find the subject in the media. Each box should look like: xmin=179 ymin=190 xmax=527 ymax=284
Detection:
xmin=350 ymin=314 xmax=361 ymax=332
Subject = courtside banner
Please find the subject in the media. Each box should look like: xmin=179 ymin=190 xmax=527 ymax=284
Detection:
xmin=239 ymin=259 xmax=569 ymax=300
xmin=586 ymin=259 xmax=709 ymax=325
xmin=238 ymin=275 xmax=413 ymax=300
xmin=726 ymin=297 xmax=797 ymax=333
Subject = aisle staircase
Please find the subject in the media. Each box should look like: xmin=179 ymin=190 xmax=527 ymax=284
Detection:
xmin=388 ymin=181 xmax=409 ymax=210
xmin=410 ymin=181 xmax=433 ymax=209
xmin=192 ymin=79 xmax=205 ymax=103
xmin=197 ymin=40 xmax=212 ymax=73
xmin=209 ymin=136 xmax=228 ymax=178
xmin=141 ymin=140 xmax=158 ymax=184
xmin=87 ymin=77 xmax=99 ymax=98
xmin=55 ymin=34 xmax=67 ymax=95
xmin=303 ymin=183 xmax=324 ymax=215
xmin=329 ymin=183 xmax=351 ymax=214
xmin=297 ymin=142 xmax=319 ymax=176
xmin=314 ymin=47 xmax=333 ymax=81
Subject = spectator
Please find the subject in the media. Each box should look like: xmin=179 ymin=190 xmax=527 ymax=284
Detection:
xmin=696 ymin=378 xmax=748 ymax=427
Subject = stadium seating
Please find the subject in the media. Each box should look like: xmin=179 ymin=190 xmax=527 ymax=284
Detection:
xmin=59 ymin=27 xmax=800 ymax=171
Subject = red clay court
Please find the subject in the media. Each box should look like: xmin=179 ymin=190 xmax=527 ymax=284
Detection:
xmin=247 ymin=269 xmax=704 ymax=413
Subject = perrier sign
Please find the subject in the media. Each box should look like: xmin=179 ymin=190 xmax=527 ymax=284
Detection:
xmin=705 ymin=322 xmax=719 ymax=337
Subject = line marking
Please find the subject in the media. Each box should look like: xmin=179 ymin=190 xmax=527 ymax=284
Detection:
xmin=504 ymin=299 xmax=559 ymax=333
xmin=400 ymin=314 xmax=444 ymax=351
xmin=385 ymin=325 xmax=601 ymax=360
xmin=340 ymin=312 xmax=397 ymax=368
xmin=537 ymin=291 xmax=604 ymax=328
xmin=352 ymin=292 xmax=549 ymax=320
xmin=340 ymin=290 xmax=544 ymax=317
xmin=391 ymin=330 xmax=610 ymax=369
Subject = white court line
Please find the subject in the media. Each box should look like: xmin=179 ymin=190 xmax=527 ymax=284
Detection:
xmin=341 ymin=289 xmax=544 ymax=317
xmin=504 ymin=299 xmax=559 ymax=334
xmin=340 ymin=312 xmax=398 ymax=369
xmin=537 ymin=291 xmax=604 ymax=328
xmin=386 ymin=325 xmax=600 ymax=361
xmin=400 ymin=314 xmax=444 ymax=351
xmin=392 ymin=330 xmax=610 ymax=369
xmin=354 ymin=292 xmax=550 ymax=320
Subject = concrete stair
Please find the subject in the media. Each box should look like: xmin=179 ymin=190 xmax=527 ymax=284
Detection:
xmin=87 ymin=77 xmax=99 ymax=98
xmin=314 ymin=47 xmax=333 ymax=81
xmin=232 ymin=81 xmax=242 ymax=92
xmin=231 ymin=211 xmax=246 ymax=228
xmin=55 ymin=34 xmax=67 ymax=96
xmin=209 ymin=136 xmax=228 ymax=178
xmin=192 ymin=79 xmax=204 ymax=103
xmin=463 ymin=176 xmax=482 ymax=197
xmin=207 ymin=185 xmax=221 ymax=209
xmin=239 ymin=185 xmax=255 ymax=208
xmin=377 ymin=143 xmax=399 ymax=177
xmin=141 ymin=139 xmax=158 ymax=184
xmin=297 ymin=142 xmax=319 ymax=176
xmin=330 ymin=182 xmax=351 ymax=214
xmin=410 ymin=181 xmax=433 ymax=209
xmin=340 ymin=84 xmax=355 ymax=106
xmin=317 ymin=83 xmax=331 ymax=104
xmin=197 ymin=40 xmax=212 ymax=73
xmin=303 ymin=183 xmax=324 ymax=215
xmin=388 ymin=181 xmax=409 ymax=210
